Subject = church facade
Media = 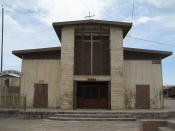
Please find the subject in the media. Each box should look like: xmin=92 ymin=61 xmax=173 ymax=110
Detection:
xmin=12 ymin=20 xmax=172 ymax=109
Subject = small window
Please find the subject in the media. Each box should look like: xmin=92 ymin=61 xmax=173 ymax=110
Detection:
xmin=75 ymin=36 xmax=82 ymax=41
xmin=93 ymin=36 xmax=100 ymax=41
xmin=152 ymin=60 xmax=161 ymax=64
xmin=102 ymin=36 xmax=109 ymax=41
xmin=83 ymin=35 xmax=91 ymax=40
xmin=5 ymin=79 xmax=9 ymax=87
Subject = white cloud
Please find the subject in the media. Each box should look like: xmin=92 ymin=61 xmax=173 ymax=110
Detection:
xmin=135 ymin=0 xmax=175 ymax=9
xmin=36 ymin=0 xmax=114 ymax=24
xmin=147 ymin=0 xmax=175 ymax=8
xmin=134 ymin=16 xmax=153 ymax=25
xmin=133 ymin=14 xmax=175 ymax=29
xmin=6 ymin=0 xmax=115 ymax=25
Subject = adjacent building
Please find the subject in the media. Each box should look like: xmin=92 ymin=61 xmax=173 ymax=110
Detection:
xmin=163 ymin=85 xmax=175 ymax=97
xmin=12 ymin=20 xmax=172 ymax=109
xmin=0 ymin=70 xmax=22 ymax=107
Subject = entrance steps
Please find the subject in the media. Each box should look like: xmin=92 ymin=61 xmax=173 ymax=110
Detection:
xmin=48 ymin=111 xmax=136 ymax=121
xmin=158 ymin=121 xmax=175 ymax=131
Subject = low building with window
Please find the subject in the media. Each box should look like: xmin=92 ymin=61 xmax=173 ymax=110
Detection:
xmin=12 ymin=20 xmax=172 ymax=109
xmin=0 ymin=70 xmax=21 ymax=95
xmin=163 ymin=85 xmax=175 ymax=97
xmin=0 ymin=70 xmax=22 ymax=107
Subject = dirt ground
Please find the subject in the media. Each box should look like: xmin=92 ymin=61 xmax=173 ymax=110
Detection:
xmin=0 ymin=118 xmax=139 ymax=131
xmin=164 ymin=97 xmax=175 ymax=109
xmin=0 ymin=98 xmax=174 ymax=131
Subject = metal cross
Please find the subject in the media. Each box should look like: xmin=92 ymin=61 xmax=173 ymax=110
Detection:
xmin=85 ymin=12 xmax=95 ymax=19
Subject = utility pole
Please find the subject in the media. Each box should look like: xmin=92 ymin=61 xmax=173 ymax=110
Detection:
xmin=1 ymin=0 xmax=4 ymax=72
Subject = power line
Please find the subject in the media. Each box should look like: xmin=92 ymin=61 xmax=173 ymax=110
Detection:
xmin=127 ymin=35 xmax=175 ymax=47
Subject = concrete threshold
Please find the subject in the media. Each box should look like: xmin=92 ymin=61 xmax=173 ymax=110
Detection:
xmin=0 ymin=109 xmax=175 ymax=120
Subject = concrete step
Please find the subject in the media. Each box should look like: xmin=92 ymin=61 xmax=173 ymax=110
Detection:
xmin=167 ymin=120 xmax=175 ymax=129
xmin=55 ymin=111 xmax=129 ymax=115
xmin=54 ymin=113 xmax=133 ymax=118
xmin=158 ymin=127 xmax=174 ymax=131
xmin=48 ymin=111 xmax=136 ymax=121
xmin=48 ymin=116 xmax=136 ymax=121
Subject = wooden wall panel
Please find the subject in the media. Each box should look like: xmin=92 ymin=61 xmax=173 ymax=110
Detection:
xmin=136 ymin=85 xmax=150 ymax=109
xmin=34 ymin=84 xmax=48 ymax=108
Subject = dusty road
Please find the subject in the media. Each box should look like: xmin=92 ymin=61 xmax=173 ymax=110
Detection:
xmin=0 ymin=118 xmax=139 ymax=131
xmin=1 ymin=98 xmax=175 ymax=131
xmin=164 ymin=97 xmax=175 ymax=109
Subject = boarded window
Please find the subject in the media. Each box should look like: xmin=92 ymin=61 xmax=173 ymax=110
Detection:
xmin=152 ymin=60 xmax=161 ymax=64
xmin=4 ymin=79 xmax=9 ymax=87
xmin=74 ymin=25 xmax=110 ymax=75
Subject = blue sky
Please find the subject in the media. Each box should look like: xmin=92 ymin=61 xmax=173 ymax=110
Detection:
xmin=0 ymin=0 xmax=175 ymax=85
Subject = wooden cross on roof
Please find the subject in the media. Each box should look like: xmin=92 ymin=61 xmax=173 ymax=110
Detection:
xmin=85 ymin=12 xmax=95 ymax=19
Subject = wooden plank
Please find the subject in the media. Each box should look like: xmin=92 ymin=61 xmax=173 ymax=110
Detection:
xmin=73 ymin=81 xmax=77 ymax=109
xmin=34 ymin=84 xmax=48 ymax=108
xmin=108 ymin=81 xmax=111 ymax=109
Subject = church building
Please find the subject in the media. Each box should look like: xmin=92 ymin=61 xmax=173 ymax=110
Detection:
xmin=12 ymin=20 xmax=172 ymax=110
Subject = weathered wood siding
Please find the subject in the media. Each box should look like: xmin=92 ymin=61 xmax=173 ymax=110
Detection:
xmin=124 ymin=60 xmax=163 ymax=109
xmin=21 ymin=59 xmax=61 ymax=108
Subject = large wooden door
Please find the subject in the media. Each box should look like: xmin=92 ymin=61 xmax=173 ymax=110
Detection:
xmin=34 ymin=84 xmax=48 ymax=108
xmin=76 ymin=82 xmax=109 ymax=109
xmin=136 ymin=85 xmax=150 ymax=109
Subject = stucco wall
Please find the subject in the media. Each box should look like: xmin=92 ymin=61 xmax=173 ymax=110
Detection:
xmin=0 ymin=77 xmax=20 ymax=87
xmin=0 ymin=77 xmax=21 ymax=95
xmin=59 ymin=25 xmax=125 ymax=110
xmin=60 ymin=26 xmax=75 ymax=109
xmin=21 ymin=59 xmax=61 ymax=108
xmin=124 ymin=60 xmax=163 ymax=109
xmin=110 ymin=26 xmax=125 ymax=109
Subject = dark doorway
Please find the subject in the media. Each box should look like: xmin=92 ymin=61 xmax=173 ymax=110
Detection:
xmin=34 ymin=84 xmax=48 ymax=108
xmin=75 ymin=81 xmax=109 ymax=109
xmin=136 ymin=85 xmax=150 ymax=109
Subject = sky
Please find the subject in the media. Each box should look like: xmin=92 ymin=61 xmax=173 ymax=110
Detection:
xmin=0 ymin=0 xmax=175 ymax=85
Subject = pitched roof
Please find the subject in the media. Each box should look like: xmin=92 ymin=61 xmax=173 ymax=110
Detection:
xmin=53 ymin=19 xmax=132 ymax=41
xmin=12 ymin=47 xmax=61 ymax=59
xmin=12 ymin=47 xmax=61 ymax=54
xmin=12 ymin=46 xmax=172 ymax=60
xmin=124 ymin=47 xmax=172 ymax=59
